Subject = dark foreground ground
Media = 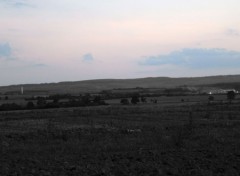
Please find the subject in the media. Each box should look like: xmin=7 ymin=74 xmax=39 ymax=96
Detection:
xmin=1 ymin=101 xmax=240 ymax=176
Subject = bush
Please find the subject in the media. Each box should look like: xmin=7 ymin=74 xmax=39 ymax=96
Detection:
xmin=227 ymin=91 xmax=235 ymax=103
xmin=37 ymin=97 xmax=47 ymax=108
xmin=141 ymin=97 xmax=147 ymax=103
xmin=45 ymin=102 xmax=60 ymax=109
xmin=120 ymin=98 xmax=130 ymax=105
xmin=131 ymin=95 xmax=140 ymax=104
xmin=93 ymin=96 xmax=101 ymax=104
xmin=26 ymin=101 xmax=35 ymax=109
xmin=208 ymin=96 xmax=214 ymax=101
xmin=0 ymin=103 xmax=22 ymax=111
xmin=81 ymin=94 xmax=91 ymax=105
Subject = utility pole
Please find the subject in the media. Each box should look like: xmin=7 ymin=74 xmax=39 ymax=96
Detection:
xmin=21 ymin=86 xmax=24 ymax=95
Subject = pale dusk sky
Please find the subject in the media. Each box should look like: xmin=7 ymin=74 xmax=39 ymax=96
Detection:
xmin=0 ymin=0 xmax=240 ymax=85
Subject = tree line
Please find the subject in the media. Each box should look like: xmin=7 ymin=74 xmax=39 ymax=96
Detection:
xmin=0 ymin=94 xmax=108 ymax=111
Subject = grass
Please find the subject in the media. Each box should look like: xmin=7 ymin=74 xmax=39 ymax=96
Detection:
xmin=1 ymin=100 xmax=240 ymax=175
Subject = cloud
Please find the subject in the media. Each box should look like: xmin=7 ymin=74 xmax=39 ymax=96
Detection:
xmin=13 ymin=2 xmax=31 ymax=8
xmin=0 ymin=0 xmax=33 ymax=8
xmin=32 ymin=63 xmax=47 ymax=67
xmin=140 ymin=48 xmax=240 ymax=69
xmin=0 ymin=43 xmax=11 ymax=57
xmin=0 ymin=42 xmax=46 ymax=68
xmin=0 ymin=42 xmax=16 ymax=61
xmin=225 ymin=29 xmax=239 ymax=37
xmin=82 ymin=53 xmax=94 ymax=63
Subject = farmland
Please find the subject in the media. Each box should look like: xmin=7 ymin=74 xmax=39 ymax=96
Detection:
xmin=1 ymin=93 xmax=240 ymax=175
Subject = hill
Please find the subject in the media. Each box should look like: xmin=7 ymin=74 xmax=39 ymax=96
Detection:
xmin=1 ymin=75 xmax=240 ymax=94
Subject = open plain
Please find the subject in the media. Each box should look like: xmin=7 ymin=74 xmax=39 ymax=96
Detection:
xmin=1 ymin=94 xmax=240 ymax=176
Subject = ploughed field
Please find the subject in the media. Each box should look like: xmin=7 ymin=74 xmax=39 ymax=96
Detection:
xmin=1 ymin=100 xmax=240 ymax=176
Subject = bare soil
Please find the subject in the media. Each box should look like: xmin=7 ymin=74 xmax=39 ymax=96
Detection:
xmin=1 ymin=101 xmax=240 ymax=175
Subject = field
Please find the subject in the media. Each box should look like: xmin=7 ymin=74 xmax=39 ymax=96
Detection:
xmin=1 ymin=95 xmax=240 ymax=175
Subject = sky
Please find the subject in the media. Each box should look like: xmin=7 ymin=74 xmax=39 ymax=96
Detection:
xmin=0 ymin=0 xmax=240 ymax=86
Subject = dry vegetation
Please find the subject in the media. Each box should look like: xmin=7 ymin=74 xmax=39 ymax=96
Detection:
xmin=1 ymin=97 xmax=240 ymax=176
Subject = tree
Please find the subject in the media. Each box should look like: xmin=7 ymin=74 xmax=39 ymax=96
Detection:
xmin=0 ymin=103 xmax=21 ymax=111
xmin=52 ymin=97 xmax=59 ymax=104
xmin=120 ymin=98 xmax=129 ymax=105
xmin=37 ymin=97 xmax=47 ymax=107
xmin=227 ymin=91 xmax=236 ymax=103
xmin=208 ymin=95 xmax=214 ymax=101
xmin=151 ymin=99 xmax=158 ymax=104
xmin=26 ymin=101 xmax=35 ymax=109
xmin=93 ymin=96 xmax=101 ymax=104
xmin=81 ymin=94 xmax=91 ymax=105
xmin=93 ymin=95 xmax=107 ymax=105
xmin=141 ymin=96 xmax=147 ymax=103
xmin=131 ymin=95 xmax=140 ymax=104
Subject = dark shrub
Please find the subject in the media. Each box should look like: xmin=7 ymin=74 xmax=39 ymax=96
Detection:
xmin=131 ymin=95 xmax=140 ymax=104
xmin=26 ymin=101 xmax=35 ymax=109
xmin=120 ymin=98 xmax=130 ymax=105
xmin=141 ymin=97 xmax=147 ymax=103
xmin=0 ymin=103 xmax=22 ymax=111
xmin=227 ymin=91 xmax=236 ymax=103
xmin=208 ymin=96 xmax=214 ymax=101
xmin=37 ymin=97 xmax=47 ymax=108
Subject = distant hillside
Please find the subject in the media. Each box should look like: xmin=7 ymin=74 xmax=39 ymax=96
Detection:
xmin=203 ymin=82 xmax=240 ymax=90
xmin=1 ymin=75 xmax=240 ymax=94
